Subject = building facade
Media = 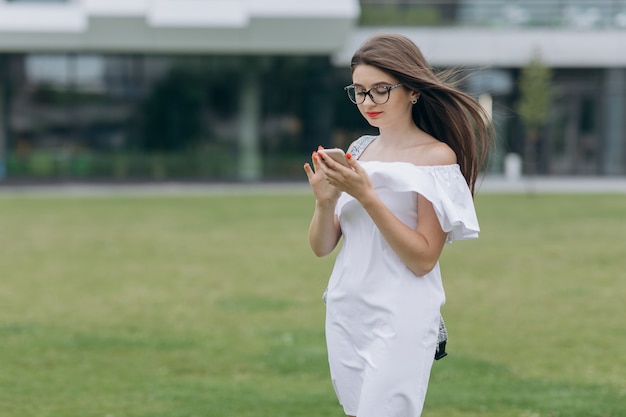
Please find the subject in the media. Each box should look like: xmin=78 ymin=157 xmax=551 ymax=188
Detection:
xmin=354 ymin=0 xmax=626 ymax=176
xmin=0 ymin=0 xmax=625 ymax=180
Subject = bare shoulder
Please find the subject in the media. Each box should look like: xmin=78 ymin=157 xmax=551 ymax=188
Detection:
xmin=411 ymin=140 xmax=457 ymax=166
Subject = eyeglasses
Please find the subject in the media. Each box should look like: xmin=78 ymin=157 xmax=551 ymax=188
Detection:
xmin=344 ymin=83 xmax=403 ymax=105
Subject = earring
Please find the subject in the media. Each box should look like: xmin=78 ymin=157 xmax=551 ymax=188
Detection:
xmin=411 ymin=98 xmax=418 ymax=104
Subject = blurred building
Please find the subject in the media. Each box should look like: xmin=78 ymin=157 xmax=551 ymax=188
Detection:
xmin=355 ymin=0 xmax=626 ymax=176
xmin=0 ymin=0 xmax=625 ymax=180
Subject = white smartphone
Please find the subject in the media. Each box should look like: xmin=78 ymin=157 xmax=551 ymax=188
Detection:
xmin=318 ymin=148 xmax=349 ymax=167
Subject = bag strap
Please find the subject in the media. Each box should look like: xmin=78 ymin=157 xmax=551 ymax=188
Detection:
xmin=346 ymin=135 xmax=377 ymax=160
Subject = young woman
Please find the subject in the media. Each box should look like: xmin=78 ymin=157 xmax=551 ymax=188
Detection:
xmin=303 ymin=33 xmax=493 ymax=417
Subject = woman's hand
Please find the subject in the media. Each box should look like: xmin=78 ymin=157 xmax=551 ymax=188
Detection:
xmin=303 ymin=148 xmax=342 ymax=206
xmin=317 ymin=151 xmax=376 ymax=205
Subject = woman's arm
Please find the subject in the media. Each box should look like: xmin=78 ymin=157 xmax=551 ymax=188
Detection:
xmin=360 ymin=192 xmax=447 ymax=276
xmin=307 ymin=200 xmax=342 ymax=257
xmin=304 ymin=152 xmax=343 ymax=257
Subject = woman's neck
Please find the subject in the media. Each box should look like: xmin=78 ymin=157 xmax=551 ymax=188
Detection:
xmin=377 ymin=124 xmax=423 ymax=150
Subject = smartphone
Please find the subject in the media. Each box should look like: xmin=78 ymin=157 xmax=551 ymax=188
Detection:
xmin=318 ymin=148 xmax=349 ymax=167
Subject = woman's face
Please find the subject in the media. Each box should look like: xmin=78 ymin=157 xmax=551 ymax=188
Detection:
xmin=350 ymin=64 xmax=417 ymax=129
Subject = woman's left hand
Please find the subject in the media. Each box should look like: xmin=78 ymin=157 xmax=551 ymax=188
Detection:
xmin=318 ymin=151 xmax=376 ymax=204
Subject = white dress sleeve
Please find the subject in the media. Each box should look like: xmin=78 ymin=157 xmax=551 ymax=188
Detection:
xmin=340 ymin=161 xmax=479 ymax=243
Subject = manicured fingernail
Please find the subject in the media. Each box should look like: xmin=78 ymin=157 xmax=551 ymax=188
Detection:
xmin=318 ymin=145 xmax=323 ymax=150
xmin=346 ymin=153 xmax=352 ymax=160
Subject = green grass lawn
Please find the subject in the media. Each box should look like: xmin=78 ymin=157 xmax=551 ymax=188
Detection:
xmin=0 ymin=191 xmax=624 ymax=417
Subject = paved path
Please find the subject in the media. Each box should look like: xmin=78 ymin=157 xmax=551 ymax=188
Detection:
xmin=1 ymin=176 xmax=626 ymax=196
xmin=476 ymin=176 xmax=626 ymax=193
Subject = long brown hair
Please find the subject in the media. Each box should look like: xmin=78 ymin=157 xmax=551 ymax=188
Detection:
xmin=350 ymin=33 xmax=494 ymax=195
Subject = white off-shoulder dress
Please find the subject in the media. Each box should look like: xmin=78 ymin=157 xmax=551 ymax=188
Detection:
xmin=324 ymin=138 xmax=479 ymax=417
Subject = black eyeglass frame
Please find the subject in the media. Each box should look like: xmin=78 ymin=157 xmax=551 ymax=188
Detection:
xmin=344 ymin=83 xmax=403 ymax=105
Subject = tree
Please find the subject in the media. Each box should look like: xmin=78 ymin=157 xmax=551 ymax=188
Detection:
xmin=516 ymin=53 xmax=552 ymax=176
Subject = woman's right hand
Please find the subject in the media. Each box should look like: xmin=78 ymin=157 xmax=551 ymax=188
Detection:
xmin=303 ymin=149 xmax=341 ymax=206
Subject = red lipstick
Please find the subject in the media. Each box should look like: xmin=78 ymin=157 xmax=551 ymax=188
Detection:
xmin=366 ymin=111 xmax=382 ymax=118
